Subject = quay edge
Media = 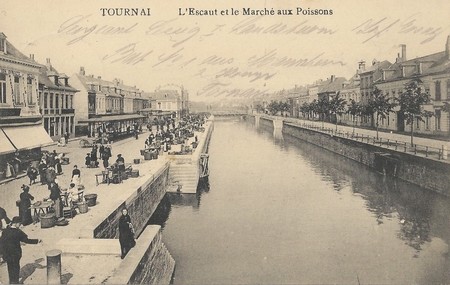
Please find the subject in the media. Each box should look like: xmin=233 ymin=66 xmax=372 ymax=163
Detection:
xmin=247 ymin=114 xmax=450 ymax=196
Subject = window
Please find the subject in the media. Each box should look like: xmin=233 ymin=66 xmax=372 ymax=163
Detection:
xmin=44 ymin=93 xmax=48 ymax=109
xmin=435 ymin=81 xmax=441 ymax=101
xmin=55 ymin=94 xmax=59 ymax=109
xmin=27 ymin=77 xmax=33 ymax=104
xmin=0 ymin=73 xmax=6 ymax=103
xmin=435 ymin=110 xmax=441 ymax=130
xmin=425 ymin=116 xmax=430 ymax=130
xmin=447 ymin=80 xmax=450 ymax=100
xmin=416 ymin=117 xmax=420 ymax=129
xmin=65 ymin=94 xmax=69 ymax=109
xmin=44 ymin=118 xmax=49 ymax=133
xmin=50 ymin=93 xmax=54 ymax=108
xmin=14 ymin=76 xmax=20 ymax=104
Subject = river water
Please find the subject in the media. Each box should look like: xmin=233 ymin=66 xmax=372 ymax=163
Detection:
xmin=149 ymin=119 xmax=450 ymax=284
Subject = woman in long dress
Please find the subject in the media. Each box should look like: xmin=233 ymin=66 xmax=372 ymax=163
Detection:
xmin=118 ymin=208 xmax=135 ymax=259
xmin=19 ymin=185 xmax=34 ymax=226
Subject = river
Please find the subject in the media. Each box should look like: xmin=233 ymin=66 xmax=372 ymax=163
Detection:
xmin=149 ymin=118 xmax=450 ymax=284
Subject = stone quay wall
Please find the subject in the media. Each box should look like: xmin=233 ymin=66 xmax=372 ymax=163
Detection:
xmin=94 ymin=162 xmax=170 ymax=239
xmin=105 ymin=225 xmax=175 ymax=285
xmin=249 ymin=115 xmax=450 ymax=196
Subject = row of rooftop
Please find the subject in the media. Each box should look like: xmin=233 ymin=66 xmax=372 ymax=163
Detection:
xmin=271 ymin=35 xmax=450 ymax=105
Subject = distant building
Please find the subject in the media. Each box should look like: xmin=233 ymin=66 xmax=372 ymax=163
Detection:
xmin=70 ymin=67 xmax=146 ymax=138
xmin=286 ymin=85 xmax=307 ymax=118
xmin=151 ymin=90 xmax=182 ymax=119
xmin=317 ymin=75 xmax=346 ymax=101
xmin=38 ymin=58 xmax=78 ymax=140
xmin=359 ymin=59 xmax=392 ymax=127
xmin=339 ymin=74 xmax=361 ymax=126
xmin=376 ymin=37 xmax=450 ymax=136
xmin=0 ymin=32 xmax=52 ymax=180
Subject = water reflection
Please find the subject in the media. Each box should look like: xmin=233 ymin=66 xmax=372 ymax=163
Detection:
xmin=280 ymin=127 xmax=444 ymax=255
xmin=160 ymin=120 xmax=450 ymax=284
xmin=147 ymin=194 xmax=171 ymax=228
xmin=150 ymin=177 xmax=211 ymax=228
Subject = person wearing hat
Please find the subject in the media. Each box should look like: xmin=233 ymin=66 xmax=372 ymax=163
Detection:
xmin=0 ymin=216 xmax=41 ymax=284
xmin=49 ymin=180 xmax=62 ymax=218
xmin=116 ymin=154 xmax=125 ymax=172
xmin=19 ymin=185 xmax=34 ymax=226
xmin=85 ymin=153 xmax=91 ymax=168
xmin=71 ymin=165 xmax=81 ymax=186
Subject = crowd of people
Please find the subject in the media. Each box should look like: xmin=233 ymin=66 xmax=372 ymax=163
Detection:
xmin=0 ymin=114 xmax=210 ymax=283
xmin=84 ymin=143 xmax=113 ymax=169
xmin=143 ymin=115 xmax=206 ymax=154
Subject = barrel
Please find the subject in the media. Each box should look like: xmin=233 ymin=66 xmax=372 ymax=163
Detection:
xmin=133 ymin=158 xmax=140 ymax=164
xmin=78 ymin=201 xmax=88 ymax=213
xmin=40 ymin=213 xmax=56 ymax=228
xmin=143 ymin=151 xmax=152 ymax=160
xmin=84 ymin=194 xmax=97 ymax=207
xmin=131 ymin=169 xmax=139 ymax=178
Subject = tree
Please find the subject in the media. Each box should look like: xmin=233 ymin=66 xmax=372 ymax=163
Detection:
xmin=299 ymin=102 xmax=310 ymax=119
xmin=347 ymin=99 xmax=364 ymax=135
xmin=255 ymin=104 xmax=264 ymax=114
xmin=267 ymin=100 xmax=279 ymax=115
xmin=328 ymin=93 xmax=347 ymax=131
xmin=309 ymin=100 xmax=319 ymax=121
xmin=367 ymin=86 xmax=397 ymax=140
xmin=396 ymin=80 xmax=432 ymax=146
xmin=280 ymin=101 xmax=291 ymax=117
xmin=316 ymin=97 xmax=330 ymax=129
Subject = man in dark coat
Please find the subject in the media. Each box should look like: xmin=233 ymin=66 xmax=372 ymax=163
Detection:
xmin=0 ymin=216 xmax=41 ymax=284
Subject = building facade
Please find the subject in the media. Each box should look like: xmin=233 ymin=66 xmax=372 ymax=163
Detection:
xmin=70 ymin=67 xmax=146 ymax=138
xmin=152 ymin=90 xmax=182 ymax=118
xmin=375 ymin=37 xmax=450 ymax=136
xmin=38 ymin=58 xmax=78 ymax=140
xmin=0 ymin=33 xmax=52 ymax=180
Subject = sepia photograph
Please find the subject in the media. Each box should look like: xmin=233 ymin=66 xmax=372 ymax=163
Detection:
xmin=0 ymin=0 xmax=450 ymax=284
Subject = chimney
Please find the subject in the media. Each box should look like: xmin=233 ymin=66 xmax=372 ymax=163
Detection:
xmin=358 ymin=60 xmax=366 ymax=71
xmin=330 ymin=75 xmax=335 ymax=82
xmin=446 ymin=35 xmax=450 ymax=60
xmin=401 ymin=44 xmax=406 ymax=62
xmin=80 ymin=66 xmax=85 ymax=75
xmin=46 ymin=58 xmax=51 ymax=66
xmin=97 ymin=76 xmax=101 ymax=80
xmin=29 ymin=54 xmax=34 ymax=61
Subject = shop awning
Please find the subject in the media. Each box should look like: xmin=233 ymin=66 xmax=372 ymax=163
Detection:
xmin=2 ymin=125 xmax=53 ymax=150
xmin=78 ymin=114 xmax=145 ymax=123
xmin=0 ymin=129 xmax=16 ymax=155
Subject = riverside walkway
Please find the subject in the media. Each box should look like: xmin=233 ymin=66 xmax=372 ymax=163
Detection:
xmin=0 ymin=125 xmax=202 ymax=284
xmin=258 ymin=114 xmax=450 ymax=161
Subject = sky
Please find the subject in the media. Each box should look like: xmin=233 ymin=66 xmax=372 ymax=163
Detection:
xmin=1 ymin=0 xmax=449 ymax=102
